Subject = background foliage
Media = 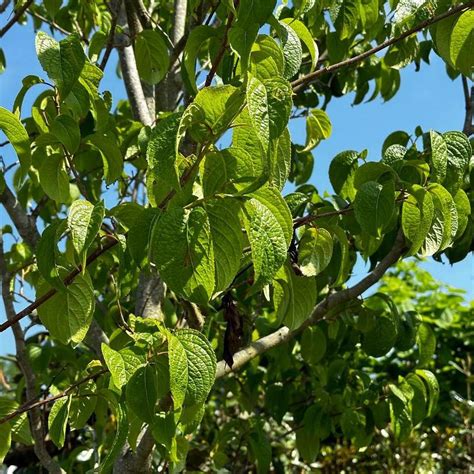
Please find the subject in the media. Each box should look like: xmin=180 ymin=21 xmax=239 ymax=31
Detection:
xmin=0 ymin=0 xmax=473 ymax=472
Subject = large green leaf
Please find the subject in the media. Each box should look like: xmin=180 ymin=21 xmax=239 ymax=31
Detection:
xmin=301 ymin=326 xmax=327 ymax=365
xmin=354 ymin=181 xmax=395 ymax=237
xmin=453 ymin=189 xmax=471 ymax=239
xmin=281 ymin=18 xmax=318 ymax=71
xmin=243 ymin=187 xmax=292 ymax=287
xmin=48 ymin=396 xmax=71 ymax=448
xmin=135 ymin=29 xmax=170 ymax=84
xmin=449 ymin=10 xmax=474 ymax=77
xmin=206 ymin=198 xmax=244 ymax=292
xmin=416 ymin=323 xmax=436 ymax=368
xmin=415 ymin=369 xmax=439 ymax=417
xmin=147 ymin=113 xmax=181 ymax=193
xmin=274 ymin=20 xmax=303 ymax=79
xmin=50 ymin=114 xmax=81 ymax=154
xmin=36 ymin=220 xmax=67 ymax=290
xmin=88 ymin=133 xmax=123 ymax=185
xmin=101 ymin=344 xmax=145 ymax=389
xmin=295 ymin=405 xmax=321 ymax=463
xmin=298 ymin=227 xmax=333 ymax=277
xmin=329 ymin=150 xmax=359 ymax=200
xmin=167 ymin=329 xmax=216 ymax=408
xmin=38 ymin=153 xmax=70 ymax=203
xmin=126 ymin=365 xmax=158 ymax=422
xmin=249 ymin=35 xmax=285 ymax=80
xmin=0 ymin=424 xmax=11 ymax=464
xmin=273 ymin=262 xmax=317 ymax=330
xmin=0 ymin=106 xmax=31 ymax=174
xmin=362 ymin=313 xmax=398 ymax=357
xmin=402 ymin=185 xmax=434 ymax=256
xmin=247 ymin=75 xmax=270 ymax=150
xmin=331 ymin=0 xmax=359 ymax=40
xmin=442 ymin=131 xmax=471 ymax=194
xmin=264 ymin=77 xmax=292 ymax=139
xmin=150 ymin=207 xmax=215 ymax=304
xmin=429 ymin=130 xmax=447 ymax=183
xmin=68 ymin=200 xmax=105 ymax=268
xmin=36 ymin=31 xmax=85 ymax=98
xmin=37 ymin=271 xmax=95 ymax=345
xmin=301 ymin=109 xmax=332 ymax=153
xmin=229 ymin=22 xmax=259 ymax=73
xmin=99 ymin=390 xmax=129 ymax=473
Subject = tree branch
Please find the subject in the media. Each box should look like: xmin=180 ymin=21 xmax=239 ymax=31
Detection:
xmin=462 ymin=76 xmax=473 ymax=136
xmin=0 ymin=234 xmax=64 ymax=473
xmin=0 ymin=182 xmax=40 ymax=248
xmin=291 ymin=1 xmax=474 ymax=92
xmin=215 ymin=231 xmax=406 ymax=378
xmin=204 ymin=6 xmax=235 ymax=87
xmin=0 ymin=0 xmax=34 ymax=38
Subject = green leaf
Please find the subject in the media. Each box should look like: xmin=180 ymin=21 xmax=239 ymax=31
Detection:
xmin=274 ymin=19 xmax=303 ymax=79
xmin=301 ymin=109 xmax=332 ymax=153
xmin=229 ymin=22 xmax=259 ymax=73
xmin=99 ymin=390 xmax=128 ymax=473
xmin=69 ymin=380 xmax=97 ymax=429
xmin=182 ymin=25 xmax=219 ymax=93
xmin=416 ymin=323 xmax=436 ymax=368
xmin=88 ymin=133 xmax=123 ymax=185
xmin=402 ymin=185 xmax=434 ymax=256
xmin=38 ymin=153 xmax=70 ymax=203
xmin=329 ymin=150 xmax=359 ymax=200
xmin=301 ymin=326 xmax=326 ymax=365
xmin=147 ymin=113 xmax=181 ymax=194
xmin=429 ymin=130 xmax=447 ymax=183
xmin=415 ymin=369 xmax=439 ymax=417
xmin=264 ymin=77 xmax=292 ymax=139
xmin=12 ymin=75 xmax=44 ymax=116
xmin=453 ymin=189 xmax=471 ymax=239
xmin=126 ymin=365 xmax=158 ymax=422
xmin=101 ymin=344 xmax=145 ymax=389
xmin=187 ymin=85 xmax=244 ymax=143
xmin=36 ymin=220 xmax=67 ymax=290
xmin=442 ymin=131 xmax=471 ymax=194
xmin=36 ymin=31 xmax=86 ymax=98
xmin=449 ymin=10 xmax=474 ymax=77
xmin=298 ymin=227 xmax=333 ymax=277
xmin=273 ymin=262 xmax=317 ymax=330
xmin=269 ymin=127 xmax=291 ymax=191
xmin=206 ymin=198 xmax=244 ymax=292
xmin=280 ymin=18 xmax=318 ymax=71
xmin=168 ymin=329 xmax=216 ymax=407
xmin=237 ymin=0 xmax=276 ymax=26
xmin=68 ymin=200 xmax=105 ymax=269
xmin=247 ymin=75 xmax=270 ymax=150
xmin=50 ymin=114 xmax=81 ymax=154
xmin=362 ymin=314 xmax=398 ymax=357
xmin=249 ymin=35 xmax=285 ymax=80
xmin=48 ymin=396 xmax=71 ymax=448
xmin=0 ymin=106 xmax=31 ymax=174
xmin=421 ymin=183 xmax=458 ymax=255
xmin=243 ymin=187 xmax=292 ymax=287
xmin=0 ymin=423 xmax=11 ymax=464
xmin=135 ymin=29 xmax=170 ymax=84
xmin=150 ymin=207 xmax=215 ymax=305
xmin=128 ymin=208 xmax=160 ymax=265
xmin=167 ymin=332 xmax=188 ymax=410
xmin=296 ymin=405 xmax=321 ymax=463
xmin=37 ymin=271 xmax=95 ymax=345
xmin=331 ymin=0 xmax=359 ymax=40
xmin=354 ymin=181 xmax=395 ymax=237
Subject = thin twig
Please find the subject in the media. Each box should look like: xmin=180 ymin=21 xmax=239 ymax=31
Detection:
xmin=291 ymin=1 xmax=474 ymax=92
xmin=0 ymin=369 xmax=108 ymax=426
xmin=204 ymin=3 xmax=236 ymax=87
xmin=0 ymin=0 xmax=34 ymax=38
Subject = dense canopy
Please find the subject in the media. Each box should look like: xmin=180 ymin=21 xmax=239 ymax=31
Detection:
xmin=0 ymin=0 xmax=473 ymax=472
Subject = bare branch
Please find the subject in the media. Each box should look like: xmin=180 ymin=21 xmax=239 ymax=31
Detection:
xmin=291 ymin=1 xmax=474 ymax=92
xmin=216 ymin=231 xmax=406 ymax=378
xmin=0 ymin=0 xmax=34 ymax=38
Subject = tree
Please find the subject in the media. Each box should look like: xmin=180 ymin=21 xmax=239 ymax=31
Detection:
xmin=0 ymin=0 xmax=472 ymax=471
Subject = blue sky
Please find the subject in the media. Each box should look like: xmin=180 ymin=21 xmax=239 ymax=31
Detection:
xmin=0 ymin=17 xmax=472 ymax=355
